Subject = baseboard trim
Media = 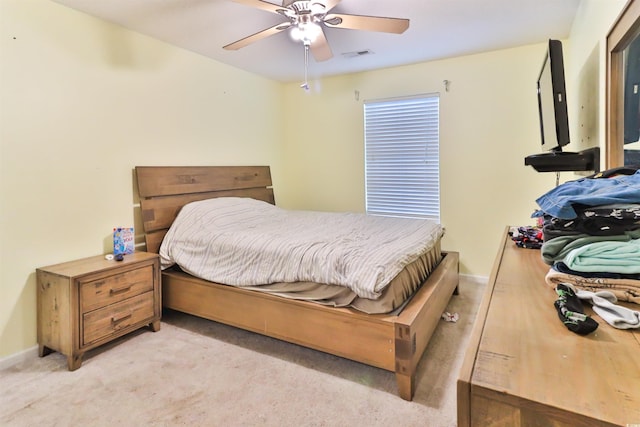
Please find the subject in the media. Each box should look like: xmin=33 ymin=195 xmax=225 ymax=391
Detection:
xmin=460 ymin=273 xmax=489 ymax=285
xmin=0 ymin=345 xmax=38 ymax=370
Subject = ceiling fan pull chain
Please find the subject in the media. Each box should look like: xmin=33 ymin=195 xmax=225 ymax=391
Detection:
xmin=301 ymin=42 xmax=310 ymax=91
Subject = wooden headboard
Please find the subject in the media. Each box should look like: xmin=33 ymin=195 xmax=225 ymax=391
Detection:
xmin=135 ymin=166 xmax=274 ymax=253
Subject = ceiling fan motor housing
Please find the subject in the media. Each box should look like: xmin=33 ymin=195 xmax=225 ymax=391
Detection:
xmin=281 ymin=1 xmax=327 ymax=22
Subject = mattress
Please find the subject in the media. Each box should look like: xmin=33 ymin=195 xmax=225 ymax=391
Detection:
xmin=166 ymin=239 xmax=441 ymax=314
xmin=160 ymin=197 xmax=444 ymax=313
xmin=236 ymin=239 xmax=442 ymax=314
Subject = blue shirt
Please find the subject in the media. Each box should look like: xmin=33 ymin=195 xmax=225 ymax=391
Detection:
xmin=535 ymin=171 xmax=640 ymax=219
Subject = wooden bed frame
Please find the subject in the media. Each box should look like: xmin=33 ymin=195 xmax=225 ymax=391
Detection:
xmin=135 ymin=166 xmax=459 ymax=401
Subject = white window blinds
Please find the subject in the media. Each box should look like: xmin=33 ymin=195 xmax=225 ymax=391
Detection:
xmin=364 ymin=94 xmax=440 ymax=221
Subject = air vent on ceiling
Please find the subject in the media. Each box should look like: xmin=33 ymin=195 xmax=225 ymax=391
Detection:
xmin=342 ymin=49 xmax=374 ymax=58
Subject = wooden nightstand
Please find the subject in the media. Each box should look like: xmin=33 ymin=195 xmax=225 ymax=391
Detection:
xmin=37 ymin=252 xmax=161 ymax=370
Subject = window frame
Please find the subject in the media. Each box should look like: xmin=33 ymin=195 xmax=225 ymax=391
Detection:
xmin=363 ymin=93 xmax=441 ymax=222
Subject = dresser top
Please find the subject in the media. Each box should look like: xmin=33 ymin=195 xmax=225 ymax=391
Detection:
xmin=470 ymin=228 xmax=640 ymax=425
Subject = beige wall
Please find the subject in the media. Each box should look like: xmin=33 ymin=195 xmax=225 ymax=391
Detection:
xmin=0 ymin=0 xmax=285 ymax=357
xmin=566 ymin=0 xmax=627 ymax=154
xmin=0 ymin=0 xmax=627 ymax=358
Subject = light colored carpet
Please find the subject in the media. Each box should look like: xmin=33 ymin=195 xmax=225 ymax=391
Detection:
xmin=0 ymin=277 xmax=484 ymax=427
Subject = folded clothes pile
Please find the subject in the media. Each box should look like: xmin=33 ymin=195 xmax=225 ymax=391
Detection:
xmin=531 ymin=167 xmax=640 ymax=331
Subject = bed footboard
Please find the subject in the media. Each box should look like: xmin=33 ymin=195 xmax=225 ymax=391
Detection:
xmin=162 ymin=251 xmax=459 ymax=400
xmin=394 ymin=251 xmax=459 ymax=399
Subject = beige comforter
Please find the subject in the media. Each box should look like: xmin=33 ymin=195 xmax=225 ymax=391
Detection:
xmin=159 ymin=197 xmax=443 ymax=299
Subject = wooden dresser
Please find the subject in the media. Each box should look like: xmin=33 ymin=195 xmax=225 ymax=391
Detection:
xmin=37 ymin=252 xmax=161 ymax=370
xmin=458 ymin=227 xmax=640 ymax=427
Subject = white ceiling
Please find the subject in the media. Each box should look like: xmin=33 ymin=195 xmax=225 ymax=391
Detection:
xmin=51 ymin=0 xmax=581 ymax=83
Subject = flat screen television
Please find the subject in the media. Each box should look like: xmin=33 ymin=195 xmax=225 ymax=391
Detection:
xmin=537 ymin=39 xmax=570 ymax=152
xmin=525 ymin=39 xmax=599 ymax=172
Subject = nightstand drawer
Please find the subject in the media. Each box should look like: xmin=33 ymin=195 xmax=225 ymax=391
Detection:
xmin=82 ymin=291 xmax=154 ymax=346
xmin=80 ymin=265 xmax=154 ymax=313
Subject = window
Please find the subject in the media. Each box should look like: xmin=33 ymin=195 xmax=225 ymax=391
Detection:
xmin=364 ymin=94 xmax=440 ymax=221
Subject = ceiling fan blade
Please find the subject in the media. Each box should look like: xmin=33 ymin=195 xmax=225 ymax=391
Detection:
xmin=324 ymin=13 xmax=409 ymax=34
xmin=223 ymin=22 xmax=291 ymax=51
xmin=309 ymin=29 xmax=333 ymax=62
xmin=232 ymin=0 xmax=285 ymax=14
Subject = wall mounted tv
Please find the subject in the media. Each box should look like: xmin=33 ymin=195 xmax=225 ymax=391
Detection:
xmin=538 ymin=39 xmax=570 ymax=152
xmin=525 ymin=39 xmax=599 ymax=172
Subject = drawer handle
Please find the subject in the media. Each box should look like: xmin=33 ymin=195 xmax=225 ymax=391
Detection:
xmin=109 ymin=284 xmax=132 ymax=295
xmin=111 ymin=312 xmax=132 ymax=324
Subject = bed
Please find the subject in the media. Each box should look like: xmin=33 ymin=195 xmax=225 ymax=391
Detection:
xmin=135 ymin=165 xmax=459 ymax=400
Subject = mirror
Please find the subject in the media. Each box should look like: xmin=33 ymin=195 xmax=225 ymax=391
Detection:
xmin=606 ymin=0 xmax=640 ymax=168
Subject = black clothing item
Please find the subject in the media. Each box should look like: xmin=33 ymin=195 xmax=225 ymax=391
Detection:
xmin=554 ymin=284 xmax=599 ymax=335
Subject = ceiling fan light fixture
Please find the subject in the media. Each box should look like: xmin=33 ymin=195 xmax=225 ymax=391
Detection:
xmin=290 ymin=22 xmax=321 ymax=43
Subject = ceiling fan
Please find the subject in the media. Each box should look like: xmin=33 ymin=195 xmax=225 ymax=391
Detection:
xmin=223 ymin=0 xmax=410 ymax=62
